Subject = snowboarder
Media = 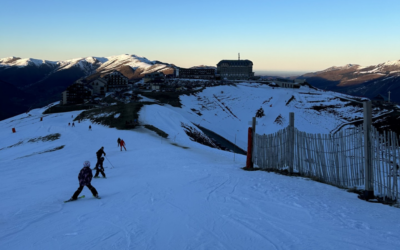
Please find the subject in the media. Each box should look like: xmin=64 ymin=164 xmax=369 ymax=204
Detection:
xmin=89 ymin=125 xmax=92 ymax=131
xmin=117 ymin=138 xmax=121 ymax=147
xmin=120 ymin=139 xmax=126 ymax=151
xmin=94 ymin=157 xmax=106 ymax=178
xmin=67 ymin=161 xmax=99 ymax=201
xmin=96 ymin=147 xmax=106 ymax=161
xmin=72 ymin=122 xmax=75 ymax=127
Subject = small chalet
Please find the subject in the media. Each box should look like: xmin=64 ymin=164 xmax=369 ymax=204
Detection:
xmin=273 ymin=78 xmax=302 ymax=88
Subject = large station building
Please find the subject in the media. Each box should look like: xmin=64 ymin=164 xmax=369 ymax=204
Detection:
xmin=217 ymin=55 xmax=254 ymax=80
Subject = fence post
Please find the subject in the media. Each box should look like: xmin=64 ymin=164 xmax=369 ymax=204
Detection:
xmin=246 ymin=127 xmax=253 ymax=168
xmin=251 ymin=117 xmax=257 ymax=167
xmin=289 ymin=112 xmax=295 ymax=174
xmin=252 ymin=117 xmax=256 ymax=166
xmin=363 ymin=101 xmax=374 ymax=199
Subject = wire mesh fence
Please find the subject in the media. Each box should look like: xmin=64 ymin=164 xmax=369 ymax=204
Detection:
xmin=253 ymin=125 xmax=399 ymax=202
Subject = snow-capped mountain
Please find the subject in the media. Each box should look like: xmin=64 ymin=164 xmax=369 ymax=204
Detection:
xmin=0 ymin=54 xmax=175 ymax=79
xmin=0 ymin=54 xmax=175 ymax=120
xmin=300 ymin=59 xmax=400 ymax=104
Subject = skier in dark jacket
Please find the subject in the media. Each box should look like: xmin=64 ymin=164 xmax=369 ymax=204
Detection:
xmin=96 ymin=147 xmax=106 ymax=160
xmin=94 ymin=157 xmax=106 ymax=178
xmin=117 ymin=138 xmax=121 ymax=147
xmin=69 ymin=161 xmax=99 ymax=200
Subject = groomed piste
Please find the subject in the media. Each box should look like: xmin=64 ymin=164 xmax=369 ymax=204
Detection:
xmin=1 ymin=83 xmax=400 ymax=249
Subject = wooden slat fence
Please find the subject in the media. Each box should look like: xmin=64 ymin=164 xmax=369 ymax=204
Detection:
xmin=253 ymin=125 xmax=399 ymax=202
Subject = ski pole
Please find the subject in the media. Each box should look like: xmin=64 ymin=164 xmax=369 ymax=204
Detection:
xmin=105 ymin=156 xmax=115 ymax=168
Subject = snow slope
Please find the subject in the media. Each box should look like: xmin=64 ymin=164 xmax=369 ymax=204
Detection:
xmin=1 ymin=103 xmax=400 ymax=249
xmin=172 ymin=83 xmax=380 ymax=150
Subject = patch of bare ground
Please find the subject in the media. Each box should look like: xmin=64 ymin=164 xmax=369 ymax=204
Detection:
xmin=181 ymin=122 xmax=220 ymax=149
xmin=16 ymin=145 xmax=65 ymax=159
xmin=338 ymin=74 xmax=384 ymax=86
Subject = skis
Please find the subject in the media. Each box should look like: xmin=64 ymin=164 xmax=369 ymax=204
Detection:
xmin=64 ymin=195 xmax=85 ymax=203
xmin=64 ymin=195 xmax=101 ymax=203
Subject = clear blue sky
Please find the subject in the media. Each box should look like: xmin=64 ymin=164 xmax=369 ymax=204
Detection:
xmin=1 ymin=0 xmax=399 ymax=72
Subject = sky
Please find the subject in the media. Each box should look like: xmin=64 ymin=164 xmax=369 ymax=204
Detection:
xmin=1 ymin=0 xmax=400 ymax=72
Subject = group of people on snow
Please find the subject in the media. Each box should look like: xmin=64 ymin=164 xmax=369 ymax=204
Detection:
xmin=68 ymin=122 xmax=92 ymax=131
xmin=67 ymin=139 xmax=128 ymax=201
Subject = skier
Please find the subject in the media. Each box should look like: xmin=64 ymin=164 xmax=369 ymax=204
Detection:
xmin=96 ymin=147 xmax=106 ymax=161
xmin=67 ymin=161 xmax=100 ymax=201
xmin=72 ymin=122 xmax=75 ymax=127
xmin=117 ymin=138 xmax=121 ymax=147
xmin=120 ymin=139 xmax=126 ymax=151
xmin=68 ymin=123 xmax=70 ymax=126
xmin=89 ymin=125 xmax=92 ymax=131
xmin=94 ymin=157 xmax=106 ymax=178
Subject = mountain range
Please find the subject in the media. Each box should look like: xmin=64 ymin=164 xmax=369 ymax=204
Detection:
xmin=0 ymin=54 xmax=174 ymax=120
xmin=298 ymin=60 xmax=400 ymax=104
xmin=1 ymin=54 xmax=400 ymax=121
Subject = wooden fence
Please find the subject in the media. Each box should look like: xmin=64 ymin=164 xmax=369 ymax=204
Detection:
xmin=253 ymin=124 xmax=399 ymax=202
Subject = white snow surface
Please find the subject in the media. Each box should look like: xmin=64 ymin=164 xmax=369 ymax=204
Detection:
xmin=1 ymin=100 xmax=400 ymax=249
xmin=172 ymin=83 xmax=374 ymax=150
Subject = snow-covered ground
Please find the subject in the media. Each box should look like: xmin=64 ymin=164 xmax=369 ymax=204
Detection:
xmin=1 ymin=102 xmax=400 ymax=249
xmin=172 ymin=83 xmax=381 ymax=150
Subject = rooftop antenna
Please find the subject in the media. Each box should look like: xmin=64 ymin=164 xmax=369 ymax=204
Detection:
xmin=238 ymin=53 xmax=240 ymax=60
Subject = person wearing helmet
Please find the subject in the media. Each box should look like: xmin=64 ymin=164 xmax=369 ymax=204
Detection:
xmin=69 ymin=161 xmax=100 ymax=201
xmin=94 ymin=157 xmax=106 ymax=178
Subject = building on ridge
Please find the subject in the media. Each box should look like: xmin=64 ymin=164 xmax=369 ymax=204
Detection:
xmin=61 ymin=82 xmax=93 ymax=105
xmin=175 ymin=67 xmax=215 ymax=79
xmin=273 ymin=78 xmax=305 ymax=88
xmin=104 ymin=71 xmax=129 ymax=92
xmin=144 ymin=72 xmax=165 ymax=83
xmin=217 ymin=54 xmax=254 ymax=80
xmin=89 ymin=78 xmax=107 ymax=95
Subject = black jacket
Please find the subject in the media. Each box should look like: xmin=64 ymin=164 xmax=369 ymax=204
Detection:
xmin=96 ymin=148 xmax=106 ymax=158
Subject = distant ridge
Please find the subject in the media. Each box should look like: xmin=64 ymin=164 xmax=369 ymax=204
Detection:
xmin=299 ymin=59 xmax=400 ymax=104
